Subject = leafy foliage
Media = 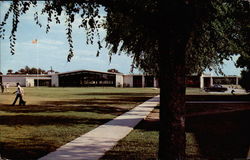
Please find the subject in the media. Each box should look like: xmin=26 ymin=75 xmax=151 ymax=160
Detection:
xmin=6 ymin=66 xmax=54 ymax=74
xmin=234 ymin=1 xmax=250 ymax=92
xmin=1 ymin=0 xmax=250 ymax=159
xmin=7 ymin=69 xmax=13 ymax=74
xmin=239 ymin=70 xmax=250 ymax=91
xmin=0 ymin=0 xmax=249 ymax=76
xmin=104 ymin=0 xmax=159 ymax=74
xmin=0 ymin=1 xmax=103 ymax=62
xmin=236 ymin=52 xmax=250 ymax=92
xmin=185 ymin=0 xmax=250 ymax=75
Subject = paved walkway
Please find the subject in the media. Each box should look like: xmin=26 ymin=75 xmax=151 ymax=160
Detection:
xmin=39 ymin=95 xmax=159 ymax=160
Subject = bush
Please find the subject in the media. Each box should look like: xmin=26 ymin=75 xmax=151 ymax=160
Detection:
xmin=239 ymin=70 xmax=250 ymax=92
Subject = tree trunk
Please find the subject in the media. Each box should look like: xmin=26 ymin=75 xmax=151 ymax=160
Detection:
xmin=158 ymin=1 xmax=194 ymax=159
xmin=159 ymin=42 xmax=186 ymax=160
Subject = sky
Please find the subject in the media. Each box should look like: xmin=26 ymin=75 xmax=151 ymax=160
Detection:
xmin=0 ymin=2 xmax=243 ymax=76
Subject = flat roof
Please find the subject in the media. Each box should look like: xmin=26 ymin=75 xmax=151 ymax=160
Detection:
xmin=202 ymin=75 xmax=241 ymax=78
xmin=1 ymin=74 xmax=51 ymax=77
xmin=57 ymin=69 xmax=120 ymax=76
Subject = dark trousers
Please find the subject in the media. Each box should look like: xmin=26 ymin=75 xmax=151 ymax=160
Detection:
xmin=12 ymin=94 xmax=25 ymax=105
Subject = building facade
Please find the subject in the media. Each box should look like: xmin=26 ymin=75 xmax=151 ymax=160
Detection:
xmin=199 ymin=73 xmax=240 ymax=88
xmin=0 ymin=74 xmax=51 ymax=87
xmin=0 ymin=71 xmax=239 ymax=88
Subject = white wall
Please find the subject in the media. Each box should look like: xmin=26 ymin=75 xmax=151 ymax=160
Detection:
xmin=2 ymin=76 xmax=52 ymax=87
xmin=200 ymin=75 xmax=204 ymax=88
xmin=25 ymin=78 xmax=34 ymax=87
xmin=51 ymin=74 xmax=59 ymax=87
xmin=115 ymin=74 xmax=123 ymax=87
xmin=142 ymin=76 xmax=145 ymax=87
xmin=154 ymin=78 xmax=159 ymax=88
xmin=123 ymin=75 xmax=133 ymax=87
xmin=2 ymin=76 xmax=26 ymax=87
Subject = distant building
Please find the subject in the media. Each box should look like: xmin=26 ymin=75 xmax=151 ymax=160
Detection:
xmin=52 ymin=70 xmax=118 ymax=87
xmin=0 ymin=70 xmax=240 ymax=88
xmin=0 ymin=74 xmax=51 ymax=87
xmin=199 ymin=73 xmax=240 ymax=88
xmin=123 ymin=74 xmax=158 ymax=87
xmin=51 ymin=70 xmax=159 ymax=88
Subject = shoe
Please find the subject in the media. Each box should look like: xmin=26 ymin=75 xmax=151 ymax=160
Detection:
xmin=23 ymin=101 xmax=26 ymax=106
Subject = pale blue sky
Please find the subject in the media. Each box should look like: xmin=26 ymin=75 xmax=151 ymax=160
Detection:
xmin=0 ymin=2 xmax=242 ymax=76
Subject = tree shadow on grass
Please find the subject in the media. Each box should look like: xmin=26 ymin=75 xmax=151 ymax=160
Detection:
xmin=0 ymin=96 xmax=153 ymax=116
xmin=122 ymin=105 xmax=250 ymax=159
xmin=0 ymin=104 xmax=130 ymax=116
xmin=74 ymin=92 xmax=157 ymax=96
xmin=186 ymin=109 xmax=250 ymax=159
xmin=0 ymin=138 xmax=61 ymax=160
xmin=0 ymin=114 xmax=111 ymax=126
xmin=0 ymin=115 xmax=112 ymax=160
xmin=186 ymin=94 xmax=250 ymax=101
xmin=0 ymin=94 xmax=158 ymax=160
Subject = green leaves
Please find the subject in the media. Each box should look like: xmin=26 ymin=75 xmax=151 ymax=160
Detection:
xmin=0 ymin=0 xmax=103 ymax=61
xmin=186 ymin=0 xmax=249 ymax=75
xmin=0 ymin=0 xmax=249 ymax=76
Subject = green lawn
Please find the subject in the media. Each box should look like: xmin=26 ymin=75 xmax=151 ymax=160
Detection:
xmin=1 ymin=87 xmax=249 ymax=159
xmin=101 ymin=109 xmax=159 ymax=160
xmin=102 ymin=91 xmax=250 ymax=160
xmin=0 ymin=87 xmax=159 ymax=160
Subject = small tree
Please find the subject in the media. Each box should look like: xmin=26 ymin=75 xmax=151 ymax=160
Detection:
xmin=237 ymin=55 xmax=250 ymax=91
xmin=107 ymin=68 xmax=120 ymax=73
xmin=239 ymin=70 xmax=250 ymax=91
xmin=7 ymin=69 xmax=13 ymax=74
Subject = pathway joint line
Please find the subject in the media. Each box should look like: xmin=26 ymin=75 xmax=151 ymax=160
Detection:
xmin=39 ymin=95 xmax=159 ymax=160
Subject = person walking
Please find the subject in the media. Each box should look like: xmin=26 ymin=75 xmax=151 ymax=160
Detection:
xmin=12 ymin=83 xmax=26 ymax=106
xmin=5 ymin=83 xmax=9 ymax=92
xmin=0 ymin=83 xmax=4 ymax=93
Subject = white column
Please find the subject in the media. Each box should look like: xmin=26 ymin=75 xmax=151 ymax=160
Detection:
xmin=236 ymin=77 xmax=239 ymax=85
xmin=142 ymin=76 xmax=145 ymax=88
xmin=210 ymin=77 xmax=213 ymax=86
xmin=51 ymin=74 xmax=59 ymax=87
xmin=200 ymin=75 xmax=204 ymax=88
xmin=154 ymin=78 xmax=157 ymax=88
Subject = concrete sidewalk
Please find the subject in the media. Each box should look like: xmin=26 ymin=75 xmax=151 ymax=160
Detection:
xmin=39 ymin=95 xmax=159 ymax=160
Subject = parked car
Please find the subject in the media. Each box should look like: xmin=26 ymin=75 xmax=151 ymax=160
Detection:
xmin=204 ymin=84 xmax=228 ymax=92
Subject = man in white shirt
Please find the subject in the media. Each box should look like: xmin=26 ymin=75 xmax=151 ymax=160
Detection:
xmin=5 ymin=83 xmax=9 ymax=92
xmin=12 ymin=83 xmax=26 ymax=106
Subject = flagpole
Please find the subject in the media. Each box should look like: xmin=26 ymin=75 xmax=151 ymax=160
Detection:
xmin=36 ymin=39 xmax=39 ymax=87
xmin=32 ymin=39 xmax=39 ymax=87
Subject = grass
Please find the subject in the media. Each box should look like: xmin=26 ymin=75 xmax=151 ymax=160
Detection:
xmin=1 ymin=87 xmax=249 ymax=159
xmin=101 ymin=109 xmax=159 ymax=160
xmin=0 ymin=87 xmax=159 ymax=160
xmin=101 ymin=91 xmax=250 ymax=160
